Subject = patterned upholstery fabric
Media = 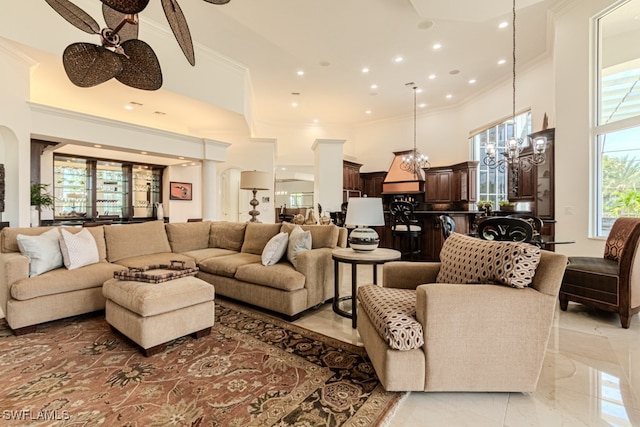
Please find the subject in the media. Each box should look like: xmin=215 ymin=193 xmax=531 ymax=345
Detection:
xmin=357 ymin=285 xmax=424 ymax=351
xmin=436 ymin=232 xmax=541 ymax=288
xmin=604 ymin=217 xmax=638 ymax=262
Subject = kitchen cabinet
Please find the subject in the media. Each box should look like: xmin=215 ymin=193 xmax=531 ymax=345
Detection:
xmin=343 ymin=160 xmax=362 ymax=201
xmin=425 ymin=169 xmax=452 ymax=203
xmin=424 ymin=162 xmax=478 ymax=206
xmin=361 ymin=171 xmax=386 ymax=198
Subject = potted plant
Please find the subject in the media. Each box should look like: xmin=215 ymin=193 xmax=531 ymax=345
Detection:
xmin=30 ymin=183 xmax=55 ymax=226
xmin=476 ymin=200 xmax=493 ymax=213
xmin=499 ymin=200 xmax=517 ymax=212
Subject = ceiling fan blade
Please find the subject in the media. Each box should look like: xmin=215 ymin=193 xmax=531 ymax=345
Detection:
xmin=203 ymin=0 xmax=231 ymax=4
xmin=116 ymin=39 xmax=163 ymax=91
xmin=161 ymin=0 xmax=195 ymax=66
xmin=62 ymin=43 xmax=123 ymax=87
xmin=102 ymin=4 xmax=138 ymax=42
xmin=100 ymin=0 xmax=149 ymax=14
xmin=45 ymin=0 xmax=100 ymax=34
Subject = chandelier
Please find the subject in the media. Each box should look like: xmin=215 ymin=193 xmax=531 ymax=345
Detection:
xmin=483 ymin=0 xmax=546 ymax=179
xmin=401 ymin=82 xmax=431 ymax=175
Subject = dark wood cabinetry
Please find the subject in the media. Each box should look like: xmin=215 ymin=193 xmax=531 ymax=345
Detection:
xmin=343 ymin=161 xmax=362 ymax=201
xmin=425 ymin=169 xmax=452 ymax=202
xmin=424 ymin=161 xmax=478 ymax=208
xmin=361 ymin=171 xmax=386 ymax=198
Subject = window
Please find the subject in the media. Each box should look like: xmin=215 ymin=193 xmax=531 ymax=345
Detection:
xmin=470 ymin=111 xmax=531 ymax=207
xmin=595 ymin=0 xmax=640 ymax=237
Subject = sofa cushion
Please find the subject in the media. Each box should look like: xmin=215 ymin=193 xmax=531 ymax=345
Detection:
xmin=112 ymin=252 xmax=196 ymax=269
xmin=357 ymin=285 xmax=424 ymax=351
xmin=287 ymin=225 xmax=312 ymax=268
xmin=436 ymin=232 xmax=541 ymax=289
xmin=59 ymin=228 xmax=100 ymax=270
xmin=181 ymin=248 xmax=238 ymax=264
xmin=104 ymin=221 xmax=171 ymax=262
xmin=235 ymin=263 xmax=306 ymax=291
xmin=198 ymin=253 xmax=262 ymax=278
xmin=11 ymin=262 xmax=126 ymax=301
xmin=281 ymin=223 xmax=340 ymax=249
xmin=262 ymin=232 xmax=288 ymax=266
xmin=16 ymin=229 xmax=64 ymax=277
xmin=165 ymin=221 xmax=211 ymax=253
xmin=209 ymin=222 xmax=246 ymax=251
xmin=241 ymin=223 xmax=282 ymax=255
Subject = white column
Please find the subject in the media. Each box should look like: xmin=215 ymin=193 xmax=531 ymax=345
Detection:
xmin=312 ymin=139 xmax=345 ymax=218
xmin=202 ymin=139 xmax=231 ymax=221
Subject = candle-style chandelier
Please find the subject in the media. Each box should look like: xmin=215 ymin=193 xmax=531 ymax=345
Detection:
xmin=400 ymin=82 xmax=431 ymax=175
xmin=483 ymin=0 xmax=547 ymax=181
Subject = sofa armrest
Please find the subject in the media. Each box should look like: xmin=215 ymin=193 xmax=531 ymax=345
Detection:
xmin=295 ymin=247 xmax=334 ymax=305
xmin=383 ymin=261 xmax=441 ymax=289
xmin=0 ymin=253 xmax=29 ymax=314
xmin=415 ymin=283 xmax=556 ymax=391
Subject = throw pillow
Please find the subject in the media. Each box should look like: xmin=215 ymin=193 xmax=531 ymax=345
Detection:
xmin=59 ymin=228 xmax=100 ymax=270
xmin=436 ymin=232 xmax=541 ymax=288
xmin=287 ymin=225 xmax=312 ymax=268
xmin=261 ymin=232 xmax=289 ymax=266
xmin=16 ymin=228 xmax=64 ymax=277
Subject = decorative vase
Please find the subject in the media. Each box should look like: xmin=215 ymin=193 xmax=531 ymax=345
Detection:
xmin=156 ymin=203 xmax=164 ymax=221
xmin=30 ymin=206 xmax=39 ymax=227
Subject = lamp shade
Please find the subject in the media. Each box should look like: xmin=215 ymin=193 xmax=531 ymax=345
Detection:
xmin=240 ymin=171 xmax=271 ymax=190
xmin=345 ymin=197 xmax=385 ymax=227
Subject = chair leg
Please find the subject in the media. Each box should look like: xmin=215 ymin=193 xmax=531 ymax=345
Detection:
xmin=559 ymin=292 xmax=568 ymax=311
xmin=620 ymin=313 xmax=631 ymax=329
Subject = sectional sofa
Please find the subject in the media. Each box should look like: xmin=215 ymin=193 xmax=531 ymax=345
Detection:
xmin=0 ymin=220 xmax=347 ymax=334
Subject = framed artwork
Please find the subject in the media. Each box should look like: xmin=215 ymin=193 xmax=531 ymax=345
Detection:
xmin=169 ymin=182 xmax=193 ymax=201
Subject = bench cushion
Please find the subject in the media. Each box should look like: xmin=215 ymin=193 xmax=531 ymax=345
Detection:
xmin=198 ymin=253 xmax=261 ymax=278
xmin=103 ymin=276 xmax=214 ymax=317
xmin=357 ymin=285 xmax=424 ymax=351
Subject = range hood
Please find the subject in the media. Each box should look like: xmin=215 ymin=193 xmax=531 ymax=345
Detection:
xmin=382 ymin=150 xmax=426 ymax=194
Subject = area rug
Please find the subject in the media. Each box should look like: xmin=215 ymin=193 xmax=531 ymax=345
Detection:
xmin=0 ymin=300 xmax=403 ymax=426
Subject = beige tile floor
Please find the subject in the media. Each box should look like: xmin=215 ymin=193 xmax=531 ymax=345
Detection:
xmin=293 ymin=263 xmax=640 ymax=427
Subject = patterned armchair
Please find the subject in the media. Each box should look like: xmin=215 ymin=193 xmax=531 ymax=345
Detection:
xmin=559 ymin=217 xmax=640 ymax=328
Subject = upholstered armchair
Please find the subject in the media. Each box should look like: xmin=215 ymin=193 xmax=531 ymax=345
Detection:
xmin=559 ymin=217 xmax=640 ymax=328
xmin=357 ymin=233 xmax=568 ymax=392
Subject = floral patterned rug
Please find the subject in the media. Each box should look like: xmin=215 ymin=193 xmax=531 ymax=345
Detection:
xmin=0 ymin=300 xmax=403 ymax=426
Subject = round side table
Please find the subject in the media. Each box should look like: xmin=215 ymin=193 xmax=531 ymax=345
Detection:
xmin=332 ymin=247 xmax=401 ymax=328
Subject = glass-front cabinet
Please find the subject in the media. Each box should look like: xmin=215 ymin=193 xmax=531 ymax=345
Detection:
xmin=53 ymin=154 xmax=163 ymax=223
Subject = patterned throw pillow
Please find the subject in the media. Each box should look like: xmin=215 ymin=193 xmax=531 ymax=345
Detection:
xmin=59 ymin=228 xmax=99 ymax=270
xmin=436 ymin=232 xmax=541 ymax=288
xmin=286 ymin=225 xmax=311 ymax=268
xmin=16 ymin=228 xmax=63 ymax=277
xmin=261 ymin=232 xmax=289 ymax=266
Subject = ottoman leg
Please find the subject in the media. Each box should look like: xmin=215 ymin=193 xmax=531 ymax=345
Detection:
xmin=143 ymin=343 xmax=167 ymax=357
xmin=192 ymin=327 xmax=212 ymax=339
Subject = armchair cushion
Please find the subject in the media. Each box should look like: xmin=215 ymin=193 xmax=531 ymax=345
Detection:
xmin=357 ymin=285 xmax=424 ymax=351
xmin=436 ymin=233 xmax=541 ymax=289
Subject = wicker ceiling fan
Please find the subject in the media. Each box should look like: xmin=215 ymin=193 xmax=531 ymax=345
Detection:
xmin=44 ymin=0 xmax=231 ymax=91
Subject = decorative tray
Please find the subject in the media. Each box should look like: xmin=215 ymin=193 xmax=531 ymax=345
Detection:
xmin=113 ymin=260 xmax=199 ymax=284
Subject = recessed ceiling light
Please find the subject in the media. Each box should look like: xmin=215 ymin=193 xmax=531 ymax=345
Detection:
xmin=418 ymin=103 xmax=427 ymax=108
xmin=365 ymin=110 xmax=372 ymax=115
xmin=469 ymin=79 xmax=477 ymax=84
xmin=394 ymin=56 xmax=403 ymax=63
xmin=370 ymin=84 xmax=378 ymax=90
xmin=281 ymin=167 xmax=287 ymax=171
xmin=362 ymin=67 xmax=369 ymax=73
xmin=498 ymin=21 xmax=509 ymax=29
xmin=498 ymin=59 xmax=507 ymax=65
xmin=428 ymin=74 xmax=436 ymax=80
xmin=446 ymin=94 xmax=453 ymax=99
xmin=140 ymin=151 xmax=147 ymax=155
xmin=297 ymin=70 xmax=304 ymax=76
xmin=291 ymin=102 xmax=299 ymax=107
xmin=416 ymin=88 xmax=423 ymax=93
xmin=124 ymin=105 xmax=134 ymax=110
xmin=94 ymin=144 xmax=102 ymax=148
xmin=313 ymin=119 xmax=319 ymax=123
xmin=191 ymin=162 xmax=197 ymax=166
xmin=182 ymin=164 xmax=188 ymax=167
xmin=417 ymin=20 xmax=434 ymax=30
xmin=178 ymin=156 xmax=185 ymax=160
xmin=433 ymin=43 xmax=442 ymax=50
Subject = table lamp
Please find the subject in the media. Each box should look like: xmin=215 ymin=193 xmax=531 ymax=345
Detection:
xmin=240 ymin=170 xmax=271 ymax=223
xmin=344 ymin=197 xmax=385 ymax=252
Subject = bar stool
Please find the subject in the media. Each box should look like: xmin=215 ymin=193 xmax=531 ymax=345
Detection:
xmin=389 ymin=201 xmax=422 ymax=260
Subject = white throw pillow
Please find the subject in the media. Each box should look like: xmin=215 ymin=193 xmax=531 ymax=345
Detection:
xmin=261 ymin=232 xmax=289 ymax=266
xmin=287 ymin=225 xmax=312 ymax=268
xmin=59 ymin=228 xmax=100 ymax=270
xmin=16 ymin=228 xmax=64 ymax=277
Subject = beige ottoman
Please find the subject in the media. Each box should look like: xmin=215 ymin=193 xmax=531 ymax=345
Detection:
xmin=103 ymin=276 xmax=215 ymax=356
